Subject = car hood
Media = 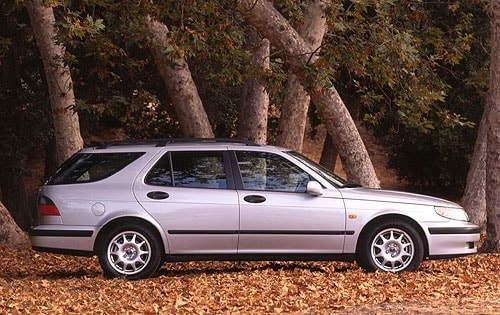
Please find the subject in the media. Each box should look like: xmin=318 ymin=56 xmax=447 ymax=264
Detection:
xmin=337 ymin=187 xmax=460 ymax=208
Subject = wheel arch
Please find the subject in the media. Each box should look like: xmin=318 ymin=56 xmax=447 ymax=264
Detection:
xmin=355 ymin=214 xmax=429 ymax=258
xmin=93 ymin=216 xmax=166 ymax=254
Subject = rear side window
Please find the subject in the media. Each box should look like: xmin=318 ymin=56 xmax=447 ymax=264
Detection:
xmin=145 ymin=151 xmax=228 ymax=189
xmin=47 ymin=152 xmax=144 ymax=185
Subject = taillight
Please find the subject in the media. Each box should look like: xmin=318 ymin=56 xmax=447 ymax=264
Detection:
xmin=38 ymin=196 xmax=60 ymax=216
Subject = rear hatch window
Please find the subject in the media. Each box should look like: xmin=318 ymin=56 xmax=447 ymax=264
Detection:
xmin=46 ymin=152 xmax=144 ymax=185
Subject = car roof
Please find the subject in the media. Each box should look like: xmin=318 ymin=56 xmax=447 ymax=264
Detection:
xmin=96 ymin=138 xmax=259 ymax=148
xmin=79 ymin=138 xmax=288 ymax=154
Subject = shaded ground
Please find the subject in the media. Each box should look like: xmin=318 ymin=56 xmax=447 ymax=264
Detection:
xmin=0 ymin=246 xmax=498 ymax=314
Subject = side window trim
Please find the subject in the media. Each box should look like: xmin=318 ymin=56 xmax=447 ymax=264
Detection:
xmin=228 ymin=150 xmax=244 ymax=190
xmin=168 ymin=151 xmax=175 ymax=186
xmin=222 ymin=151 xmax=236 ymax=190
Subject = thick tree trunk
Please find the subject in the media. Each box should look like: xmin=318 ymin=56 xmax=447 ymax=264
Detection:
xmin=25 ymin=0 xmax=84 ymax=166
xmin=276 ymin=0 xmax=327 ymax=152
xmin=147 ymin=17 xmax=214 ymax=138
xmin=238 ymin=29 xmax=270 ymax=145
xmin=276 ymin=75 xmax=309 ymax=151
xmin=461 ymin=110 xmax=487 ymax=229
xmin=236 ymin=0 xmax=380 ymax=187
xmin=0 ymin=201 xmax=30 ymax=248
xmin=483 ymin=0 xmax=500 ymax=252
xmin=0 ymin=171 xmax=31 ymax=230
xmin=319 ymin=133 xmax=337 ymax=170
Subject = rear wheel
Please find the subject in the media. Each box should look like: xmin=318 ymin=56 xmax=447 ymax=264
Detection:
xmin=98 ymin=224 xmax=162 ymax=279
xmin=357 ymin=220 xmax=424 ymax=272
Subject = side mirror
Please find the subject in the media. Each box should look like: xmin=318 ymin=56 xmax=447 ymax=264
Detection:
xmin=306 ymin=181 xmax=324 ymax=196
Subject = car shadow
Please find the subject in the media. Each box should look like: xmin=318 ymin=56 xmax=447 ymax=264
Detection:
xmin=0 ymin=260 xmax=358 ymax=280
xmin=157 ymin=261 xmax=359 ymax=278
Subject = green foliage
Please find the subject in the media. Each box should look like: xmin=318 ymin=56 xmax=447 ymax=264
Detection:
xmin=59 ymin=12 xmax=105 ymax=40
xmin=49 ymin=0 xmax=252 ymax=139
xmin=0 ymin=36 xmax=13 ymax=58
xmin=0 ymin=89 xmax=53 ymax=166
xmin=159 ymin=0 xmax=248 ymax=83
xmin=317 ymin=0 xmax=488 ymax=193
xmin=389 ymin=117 xmax=477 ymax=196
xmin=52 ymin=1 xmax=174 ymax=138
xmin=0 ymin=0 xmax=53 ymax=174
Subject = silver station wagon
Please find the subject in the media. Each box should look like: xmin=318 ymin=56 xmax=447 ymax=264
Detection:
xmin=30 ymin=139 xmax=480 ymax=279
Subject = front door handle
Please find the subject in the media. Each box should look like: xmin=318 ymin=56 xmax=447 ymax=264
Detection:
xmin=147 ymin=191 xmax=170 ymax=200
xmin=243 ymin=195 xmax=266 ymax=203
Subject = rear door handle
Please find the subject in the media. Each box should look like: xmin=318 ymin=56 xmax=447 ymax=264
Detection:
xmin=243 ymin=195 xmax=266 ymax=203
xmin=147 ymin=191 xmax=170 ymax=200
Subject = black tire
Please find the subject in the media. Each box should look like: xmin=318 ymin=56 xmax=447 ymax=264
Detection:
xmin=98 ymin=224 xmax=163 ymax=280
xmin=356 ymin=220 xmax=424 ymax=272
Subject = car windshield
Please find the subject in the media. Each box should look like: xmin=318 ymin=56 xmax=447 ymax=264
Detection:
xmin=287 ymin=151 xmax=349 ymax=187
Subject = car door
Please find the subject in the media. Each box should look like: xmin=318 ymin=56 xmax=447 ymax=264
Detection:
xmin=234 ymin=150 xmax=347 ymax=254
xmin=133 ymin=150 xmax=239 ymax=254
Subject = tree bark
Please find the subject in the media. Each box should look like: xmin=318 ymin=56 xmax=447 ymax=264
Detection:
xmin=461 ymin=111 xmax=487 ymax=229
xmin=319 ymin=133 xmax=337 ymax=170
xmin=147 ymin=16 xmax=214 ymax=138
xmin=24 ymin=0 xmax=84 ymax=166
xmin=483 ymin=0 xmax=500 ymax=252
xmin=0 ymin=201 xmax=30 ymax=248
xmin=276 ymin=0 xmax=327 ymax=152
xmin=236 ymin=0 xmax=380 ymax=187
xmin=238 ymin=29 xmax=270 ymax=145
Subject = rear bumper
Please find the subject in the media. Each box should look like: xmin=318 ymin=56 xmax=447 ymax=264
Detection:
xmin=29 ymin=225 xmax=96 ymax=253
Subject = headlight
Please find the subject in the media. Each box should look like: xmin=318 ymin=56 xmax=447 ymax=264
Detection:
xmin=434 ymin=206 xmax=469 ymax=221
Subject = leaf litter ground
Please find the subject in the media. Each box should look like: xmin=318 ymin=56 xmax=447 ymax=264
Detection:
xmin=0 ymin=245 xmax=498 ymax=314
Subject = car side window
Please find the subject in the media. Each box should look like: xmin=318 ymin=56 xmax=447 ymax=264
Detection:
xmin=47 ymin=152 xmax=145 ymax=185
xmin=235 ymin=151 xmax=310 ymax=192
xmin=146 ymin=151 xmax=228 ymax=189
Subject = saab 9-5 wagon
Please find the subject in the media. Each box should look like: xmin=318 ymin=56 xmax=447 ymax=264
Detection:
xmin=29 ymin=139 xmax=480 ymax=279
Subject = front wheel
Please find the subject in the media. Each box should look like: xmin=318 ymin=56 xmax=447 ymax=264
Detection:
xmin=357 ymin=220 xmax=424 ymax=272
xmin=98 ymin=225 xmax=162 ymax=279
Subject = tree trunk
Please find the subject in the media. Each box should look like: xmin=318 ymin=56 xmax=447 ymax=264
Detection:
xmin=25 ymin=0 xmax=84 ymax=166
xmin=461 ymin=110 xmax=487 ymax=229
xmin=483 ymin=0 xmax=500 ymax=252
xmin=0 ymin=170 xmax=31 ymax=230
xmin=238 ymin=29 xmax=270 ymax=145
xmin=0 ymin=201 xmax=30 ymax=248
xmin=319 ymin=133 xmax=337 ymax=170
xmin=236 ymin=0 xmax=380 ymax=188
xmin=147 ymin=16 xmax=214 ymax=138
xmin=276 ymin=0 xmax=327 ymax=152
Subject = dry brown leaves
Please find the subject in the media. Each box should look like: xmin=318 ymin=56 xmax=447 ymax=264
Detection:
xmin=0 ymin=246 xmax=498 ymax=314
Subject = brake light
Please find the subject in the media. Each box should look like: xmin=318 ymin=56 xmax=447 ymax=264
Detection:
xmin=38 ymin=196 xmax=60 ymax=216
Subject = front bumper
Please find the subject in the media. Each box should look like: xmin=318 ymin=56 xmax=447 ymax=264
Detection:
xmin=426 ymin=223 xmax=480 ymax=257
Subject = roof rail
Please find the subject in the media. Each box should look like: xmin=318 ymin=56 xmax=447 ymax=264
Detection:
xmin=96 ymin=138 xmax=259 ymax=149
